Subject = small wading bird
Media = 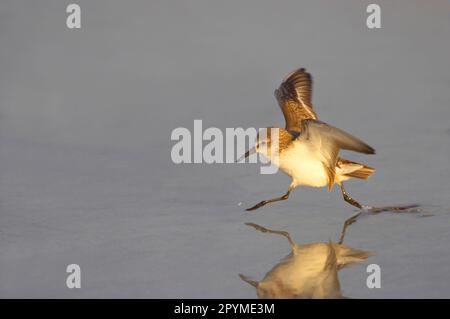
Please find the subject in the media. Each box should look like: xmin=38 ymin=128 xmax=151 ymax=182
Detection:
xmin=238 ymin=68 xmax=375 ymax=211
xmin=239 ymin=222 xmax=373 ymax=299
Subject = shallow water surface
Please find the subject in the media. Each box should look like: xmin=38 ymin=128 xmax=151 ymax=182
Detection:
xmin=1 ymin=0 xmax=449 ymax=298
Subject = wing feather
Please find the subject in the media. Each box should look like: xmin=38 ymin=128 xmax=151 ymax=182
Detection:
xmin=301 ymin=120 xmax=375 ymax=155
xmin=275 ymin=68 xmax=317 ymax=132
xmin=299 ymin=119 xmax=375 ymax=190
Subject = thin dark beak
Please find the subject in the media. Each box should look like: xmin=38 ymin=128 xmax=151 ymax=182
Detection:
xmin=236 ymin=147 xmax=256 ymax=163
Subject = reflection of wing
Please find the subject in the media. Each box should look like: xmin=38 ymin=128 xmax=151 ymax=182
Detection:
xmin=275 ymin=68 xmax=317 ymax=132
xmin=299 ymin=119 xmax=375 ymax=190
xmin=324 ymin=241 xmax=338 ymax=271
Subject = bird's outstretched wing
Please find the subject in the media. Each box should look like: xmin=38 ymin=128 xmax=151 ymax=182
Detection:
xmin=299 ymin=119 xmax=375 ymax=190
xmin=275 ymin=68 xmax=317 ymax=132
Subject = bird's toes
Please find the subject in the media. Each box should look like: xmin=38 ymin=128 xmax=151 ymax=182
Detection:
xmin=245 ymin=202 xmax=265 ymax=211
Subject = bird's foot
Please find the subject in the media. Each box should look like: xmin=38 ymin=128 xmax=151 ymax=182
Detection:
xmin=245 ymin=201 xmax=267 ymax=211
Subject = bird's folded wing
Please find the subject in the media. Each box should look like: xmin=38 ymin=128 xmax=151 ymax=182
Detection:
xmin=299 ymin=119 xmax=375 ymax=190
xmin=275 ymin=68 xmax=317 ymax=132
xmin=300 ymin=119 xmax=375 ymax=155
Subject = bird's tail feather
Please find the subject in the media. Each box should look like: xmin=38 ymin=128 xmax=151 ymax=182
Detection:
xmin=344 ymin=164 xmax=375 ymax=180
xmin=338 ymin=158 xmax=375 ymax=180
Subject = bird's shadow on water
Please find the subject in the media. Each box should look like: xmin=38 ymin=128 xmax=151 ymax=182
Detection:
xmin=350 ymin=203 xmax=434 ymax=221
xmin=337 ymin=203 xmax=433 ymax=244
xmin=366 ymin=204 xmax=425 ymax=215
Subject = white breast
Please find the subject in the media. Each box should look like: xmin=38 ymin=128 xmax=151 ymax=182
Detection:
xmin=277 ymin=140 xmax=329 ymax=188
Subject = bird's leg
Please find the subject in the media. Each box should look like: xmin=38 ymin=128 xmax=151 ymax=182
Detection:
xmin=245 ymin=222 xmax=296 ymax=248
xmin=246 ymin=189 xmax=291 ymax=212
xmin=340 ymin=184 xmax=419 ymax=214
xmin=340 ymin=183 xmax=365 ymax=209
xmin=338 ymin=212 xmax=362 ymax=244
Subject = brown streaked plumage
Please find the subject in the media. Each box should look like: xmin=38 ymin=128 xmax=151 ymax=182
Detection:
xmin=275 ymin=68 xmax=317 ymax=132
xmin=238 ymin=68 xmax=376 ymax=211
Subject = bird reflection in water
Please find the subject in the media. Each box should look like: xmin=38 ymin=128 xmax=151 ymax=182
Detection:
xmin=239 ymin=222 xmax=373 ymax=299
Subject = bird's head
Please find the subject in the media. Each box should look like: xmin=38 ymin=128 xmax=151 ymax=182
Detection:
xmin=236 ymin=127 xmax=276 ymax=162
xmin=237 ymin=127 xmax=292 ymax=162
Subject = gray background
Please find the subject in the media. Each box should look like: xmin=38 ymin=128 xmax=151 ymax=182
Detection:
xmin=1 ymin=0 xmax=450 ymax=298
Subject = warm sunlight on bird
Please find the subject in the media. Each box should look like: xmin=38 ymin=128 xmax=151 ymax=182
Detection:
xmin=238 ymin=68 xmax=375 ymax=211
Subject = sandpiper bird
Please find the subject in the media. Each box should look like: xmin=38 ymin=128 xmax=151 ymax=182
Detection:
xmin=238 ymin=68 xmax=375 ymax=211
xmin=239 ymin=223 xmax=373 ymax=299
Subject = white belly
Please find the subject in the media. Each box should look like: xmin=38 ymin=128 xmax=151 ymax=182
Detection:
xmin=277 ymin=141 xmax=329 ymax=188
